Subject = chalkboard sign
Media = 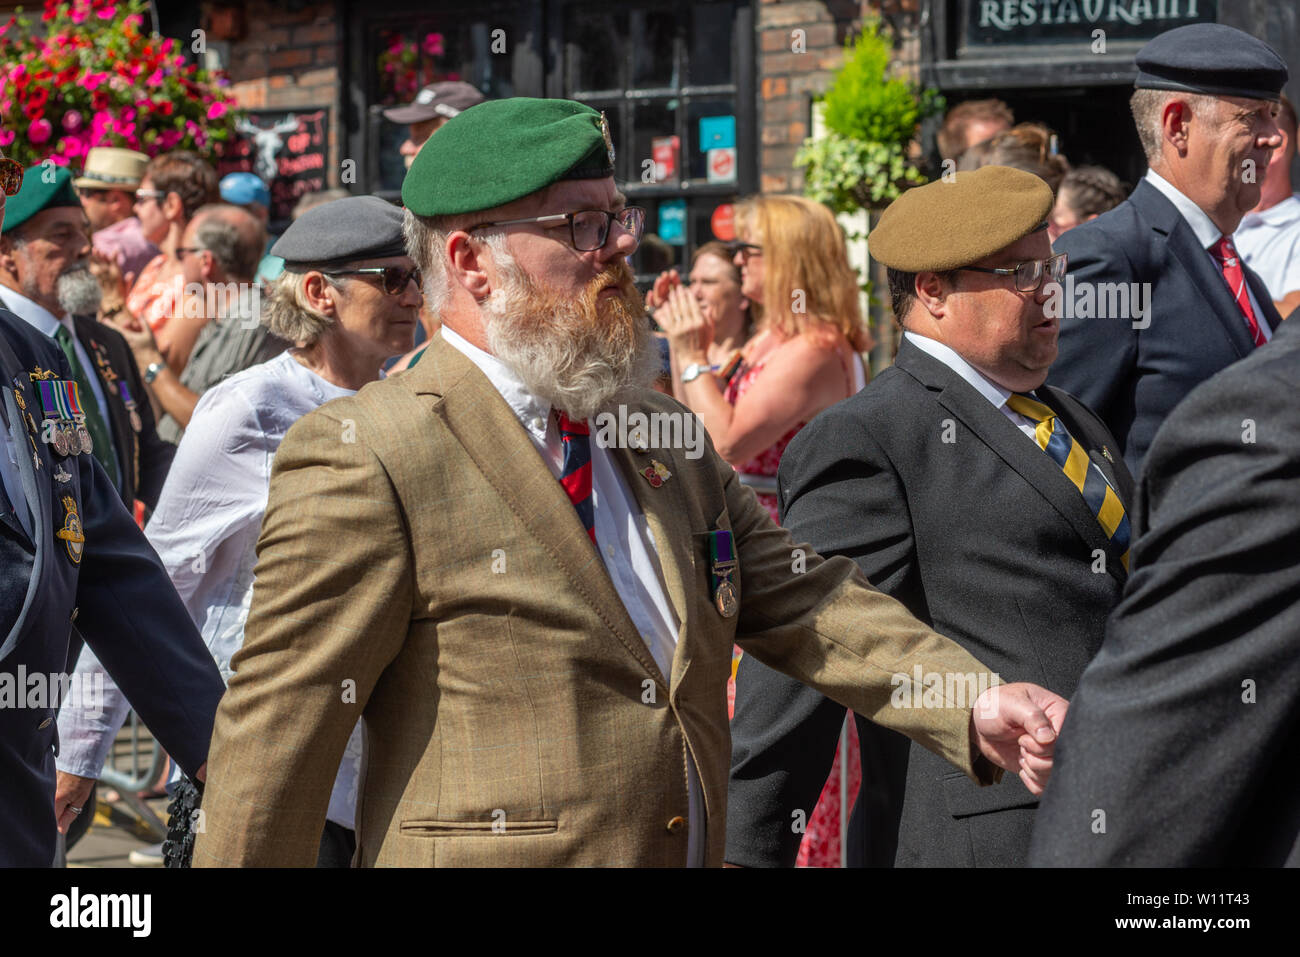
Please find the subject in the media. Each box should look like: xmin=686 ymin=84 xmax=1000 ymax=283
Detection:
xmin=217 ymin=108 xmax=330 ymax=227
xmin=965 ymin=0 xmax=1217 ymax=46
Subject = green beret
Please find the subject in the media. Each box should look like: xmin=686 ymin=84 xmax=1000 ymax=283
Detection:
xmin=3 ymin=164 xmax=83 ymax=234
xmin=402 ymin=97 xmax=615 ymax=217
xmin=869 ymin=166 xmax=1053 ymax=272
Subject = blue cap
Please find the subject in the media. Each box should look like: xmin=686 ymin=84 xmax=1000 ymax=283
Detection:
xmin=220 ymin=172 xmax=271 ymax=208
xmin=1135 ymin=24 xmax=1287 ymax=102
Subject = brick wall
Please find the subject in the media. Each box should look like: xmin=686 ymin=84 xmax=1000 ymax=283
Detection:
xmin=207 ymin=0 xmax=342 ymax=187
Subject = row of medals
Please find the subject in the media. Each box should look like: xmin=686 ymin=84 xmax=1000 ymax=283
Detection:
xmin=48 ymin=416 xmax=93 ymax=458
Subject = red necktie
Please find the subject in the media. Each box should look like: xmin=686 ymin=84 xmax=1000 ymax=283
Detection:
xmin=1210 ymin=236 xmax=1267 ymax=348
xmin=556 ymin=411 xmax=595 ymax=541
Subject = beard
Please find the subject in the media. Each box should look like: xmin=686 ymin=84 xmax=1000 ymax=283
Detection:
xmin=53 ymin=263 xmax=103 ymax=316
xmin=482 ymin=251 xmax=661 ymax=422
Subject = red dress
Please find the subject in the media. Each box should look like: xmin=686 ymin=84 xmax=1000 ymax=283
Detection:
xmin=722 ymin=356 xmax=862 ymax=869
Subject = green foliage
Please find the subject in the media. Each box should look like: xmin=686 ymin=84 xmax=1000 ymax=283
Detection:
xmin=798 ymin=20 xmax=944 ymax=213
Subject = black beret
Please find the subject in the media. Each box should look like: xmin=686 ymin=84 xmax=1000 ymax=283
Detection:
xmin=270 ymin=195 xmax=407 ymax=268
xmin=1135 ymin=23 xmax=1287 ymax=101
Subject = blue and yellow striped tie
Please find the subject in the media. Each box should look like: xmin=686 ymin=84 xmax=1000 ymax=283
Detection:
xmin=1005 ymin=393 xmax=1130 ymax=571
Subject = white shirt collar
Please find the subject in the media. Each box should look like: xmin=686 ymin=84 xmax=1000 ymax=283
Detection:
xmin=439 ymin=325 xmax=553 ymax=441
xmin=1143 ymin=168 xmax=1224 ymax=250
xmin=1238 ymin=193 xmax=1300 ymax=231
xmin=904 ymin=331 xmax=1015 ymax=409
xmin=1 ymin=284 xmax=71 ymax=338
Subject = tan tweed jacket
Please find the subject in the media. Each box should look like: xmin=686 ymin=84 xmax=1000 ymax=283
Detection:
xmin=193 ymin=337 xmax=1000 ymax=867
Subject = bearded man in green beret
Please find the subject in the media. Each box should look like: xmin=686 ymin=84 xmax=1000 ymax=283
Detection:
xmin=195 ymin=99 xmax=1068 ymax=868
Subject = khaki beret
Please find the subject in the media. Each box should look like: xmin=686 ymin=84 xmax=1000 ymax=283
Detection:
xmin=869 ymin=166 xmax=1053 ymax=272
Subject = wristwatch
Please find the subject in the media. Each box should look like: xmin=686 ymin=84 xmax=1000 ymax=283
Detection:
xmin=144 ymin=360 xmax=166 ymax=384
xmin=681 ymin=362 xmax=715 ymax=384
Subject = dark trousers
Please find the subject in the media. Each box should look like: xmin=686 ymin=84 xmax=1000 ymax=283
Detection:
xmin=316 ymin=819 xmax=356 ymax=867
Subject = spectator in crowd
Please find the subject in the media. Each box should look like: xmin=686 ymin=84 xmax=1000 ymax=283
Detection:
xmin=1234 ymin=93 xmax=1300 ymax=319
xmin=191 ymin=97 xmax=1065 ymax=868
xmin=657 ymin=193 xmax=870 ymax=868
xmin=1047 ymin=23 xmax=1287 ymax=473
xmin=0 ymin=165 xmax=173 ymax=513
xmin=256 ymin=187 xmax=353 ymax=287
xmin=55 ymin=196 xmax=420 ymax=868
xmin=647 ymin=240 xmax=752 ymax=396
xmin=383 ymin=81 xmax=487 ymax=170
xmin=104 ymin=203 xmax=287 ymax=444
xmin=126 ymin=151 xmax=220 ymax=357
xmin=960 ymin=123 xmax=1071 ymax=196
xmin=729 ymin=167 xmax=1132 ymax=869
xmin=75 ymin=147 xmax=159 ymax=282
xmin=937 ymin=98 xmax=1014 ymax=162
xmin=1048 ymin=165 xmax=1127 ymax=242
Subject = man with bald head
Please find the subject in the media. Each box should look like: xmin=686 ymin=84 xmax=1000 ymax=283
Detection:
xmin=108 ymin=202 xmax=286 ymax=442
xmin=1047 ymin=24 xmax=1288 ymax=473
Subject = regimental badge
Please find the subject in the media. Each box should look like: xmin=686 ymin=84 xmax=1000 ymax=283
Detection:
xmin=28 ymin=366 xmax=59 ymax=381
xmin=92 ymin=343 xmax=120 ymax=389
xmin=119 ymin=381 xmax=142 ymax=433
xmin=56 ymin=495 xmax=84 ymax=564
xmin=53 ymin=464 xmax=71 ymax=484
xmin=1101 ymin=445 xmax=1114 ymax=463
xmin=599 ymin=111 xmax=615 ymax=166
xmin=640 ymin=459 xmax=671 ymax=488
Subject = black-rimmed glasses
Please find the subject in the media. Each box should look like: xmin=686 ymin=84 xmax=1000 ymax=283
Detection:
xmin=469 ymin=207 xmax=646 ymax=252
xmin=728 ymin=241 xmax=762 ymax=260
xmin=957 ymin=252 xmax=1068 ymax=293
xmin=0 ymin=158 xmax=23 ymax=197
xmin=321 ymin=265 xmax=421 ymax=296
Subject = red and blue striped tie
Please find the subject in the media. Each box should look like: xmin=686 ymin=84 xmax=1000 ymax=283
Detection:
xmin=557 ymin=411 xmax=595 ymax=541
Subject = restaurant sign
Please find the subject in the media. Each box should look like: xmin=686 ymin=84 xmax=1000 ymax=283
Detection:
xmin=966 ymin=0 xmax=1217 ymax=46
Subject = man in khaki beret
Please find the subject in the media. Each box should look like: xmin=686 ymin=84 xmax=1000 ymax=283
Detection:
xmin=196 ymin=103 xmax=1067 ymax=868
xmin=729 ymin=166 xmax=1133 ymax=867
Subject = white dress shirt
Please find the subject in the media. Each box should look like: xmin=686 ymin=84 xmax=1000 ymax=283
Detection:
xmin=1143 ymin=168 xmax=1273 ymax=341
xmin=440 ymin=325 xmax=706 ymax=867
xmin=1 ymin=286 xmax=122 ymax=486
xmin=57 ymin=350 xmax=365 ymax=830
xmin=1233 ymin=192 xmax=1300 ymax=304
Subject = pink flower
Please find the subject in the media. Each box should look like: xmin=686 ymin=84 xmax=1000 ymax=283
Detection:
xmin=423 ymin=33 xmax=444 ymax=56
xmin=58 ymin=135 xmax=87 ymax=158
xmin=61 ymin=110 xmax=83 ymax=132
xmin=207 ymin=101 xmax=228 ymax=120
xmin=145 ymin=70 xmax=162 ymax=86
xmin=98 ymin=8 xmax=117 ymax=21
xmin=46 ymin=155 xmax=69 ymax=167
xmin=83 ymin=71 xmax=108 ymax=91
xmin=71 ymin=8 xmax=87 ymax=23
xmin=0 ymin=128 xmax=15 ymax=147
xmin=28 ymin=117 xmax=52 ymax=143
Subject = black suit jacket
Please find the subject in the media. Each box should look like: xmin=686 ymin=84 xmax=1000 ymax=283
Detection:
xmin=1029 ymin=316 xmax=1300 ymax=867
xmin=727 ymin=338 xmax=1133 ymax=867
xmin=1047 ymin=178 xmax=1283 ymax=475
xmin=71 ymin=314 xmax=173 ymax=509
xmin=0 ymin=308 xmax=223 ymax=866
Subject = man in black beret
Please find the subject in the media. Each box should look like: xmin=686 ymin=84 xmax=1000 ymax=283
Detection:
xmin=1047 ymin=22 xmax=1287 ymax=474
xmin=194 ymin=98 xmax=1070 ymax=868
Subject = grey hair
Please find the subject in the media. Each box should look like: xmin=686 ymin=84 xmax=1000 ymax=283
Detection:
xmin=193 ymin=212 xmax=265 ymax=280
xmin=1130 ymin=89 xmax=1223 ymax=164
xmin=262 ymin=269 xmax=339 ymax=345
xmin=402 ymin=207 xmax=511 ymax=316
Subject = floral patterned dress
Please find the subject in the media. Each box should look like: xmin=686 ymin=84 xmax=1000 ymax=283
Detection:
xmin=722 ymin=353 xmax=863 ymax=869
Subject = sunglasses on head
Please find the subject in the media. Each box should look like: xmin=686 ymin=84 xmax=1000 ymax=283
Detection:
xmin=322 ymin=265 xmax=421 ymax=296
xmin=0 ymin=159 xmax=24 ymax=197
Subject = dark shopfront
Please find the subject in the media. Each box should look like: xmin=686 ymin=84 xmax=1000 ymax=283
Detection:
xmin=920 ymin=0 xmax=1300 ymax=186
xmin=340 ymin=0 xmax=757 ymax=283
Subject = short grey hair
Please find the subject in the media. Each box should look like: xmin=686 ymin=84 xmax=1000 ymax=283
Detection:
xmin=192 ymin=211 xmax=265 ymax=280
xmin=1131 ymin=89 xmax=1223 ymax=164
xmin=403 ymin=207 xmax=509 ymax=316
xmin=262 ymin=269 xmax=338 ymax=345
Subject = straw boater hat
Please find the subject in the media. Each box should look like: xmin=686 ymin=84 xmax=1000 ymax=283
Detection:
xmin=73 ymin=147 xmax=150 ymax=191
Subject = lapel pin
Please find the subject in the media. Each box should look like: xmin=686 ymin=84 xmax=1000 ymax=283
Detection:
xmin=56 ymin=495 xmax=84 ymax=564
xmin=1101 ymin=445 xmax=1114 ymax=463
xmin=54 ymin=464 xmax=71 ymax=484
xmin=641 ymin=459 xmax=671 ymax=488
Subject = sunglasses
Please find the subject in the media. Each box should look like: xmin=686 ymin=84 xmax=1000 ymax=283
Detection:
xmin=0 ymin=159 xmax=23 ymax=197
xmin=727 ymin=241 xmax=762 ymax=260
xmin=322 ymin=265 xmax=421 ymax=296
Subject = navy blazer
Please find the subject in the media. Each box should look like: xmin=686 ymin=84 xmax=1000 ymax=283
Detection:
xmin=727 ymin=339 xmax=1132 ymax=867
xmin=0 ymin=308 xmax=222 ymax=867
xmin=1047 ymin=178 xmax=1283 ymax=475
xmin=1030 ymin=316 xmax=1300 ymax=866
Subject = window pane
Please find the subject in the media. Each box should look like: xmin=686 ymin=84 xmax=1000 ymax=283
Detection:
xmin=632 ymin=100 xmax=678 ymax=185
xmin=689 ymin=3 xmax=734 ymax=87
xmin=630 ymin=9 xmax=678 ymax=89
xmin=686 ymin=99 xmax=736 ymax=180
xmin=565 ymin=7 xmax=627 ymax=92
